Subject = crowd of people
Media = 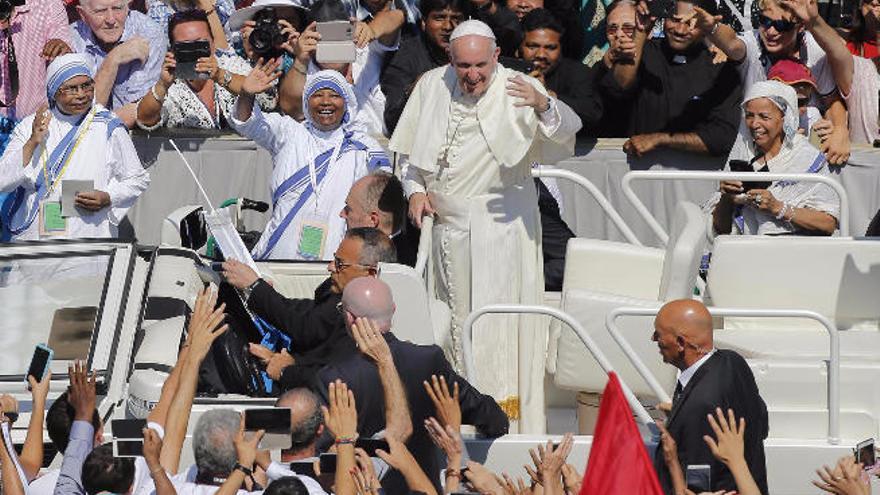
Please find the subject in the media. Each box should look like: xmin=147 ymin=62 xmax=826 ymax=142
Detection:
xmin=1 ymin=0 xmax=879 ymax=492
xmin=0 ymin=288 xmax=876 ymax=494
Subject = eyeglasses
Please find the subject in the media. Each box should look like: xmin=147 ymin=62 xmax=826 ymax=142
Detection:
xmin=331 ymin=255 xmax=376 ymax=273
xmin=57 ymin=81 xmax=95 ymax=96
xmin=606 ymin=23 xmax=637 ymax=36
xmin=757 ymin=14 xmax=796 ymax=32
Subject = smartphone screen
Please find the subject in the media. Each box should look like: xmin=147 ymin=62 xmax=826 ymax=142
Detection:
xmin=319 ymin=453 xmax=337 ymax=473
xmin=244 ymin=408 xmax=291 ymax=434
xmin=686 ymin=464 xmax=711 ymax=492
xmin=26 ymin=345 xmax=52 ymax=384
xmin=114 ymin=440 xmax=144 ymax=457
xmin=112 ymin=419 xmax=147 ymax=439
xmin=173 ymin=40 xmax=211 ymax=63
xmin=355 ymin=438 xmax=389 ymax=457
xmin=316 ymin=21 xmax=352 ymax=41
xmin=856 ymin=438 xmax=876 ymax=467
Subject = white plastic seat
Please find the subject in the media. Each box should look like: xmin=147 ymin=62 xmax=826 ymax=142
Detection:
xmin=550 ymin=201 xmax=707 ymax=399
xmin=379 ymin=262 xmax=449 ymax=347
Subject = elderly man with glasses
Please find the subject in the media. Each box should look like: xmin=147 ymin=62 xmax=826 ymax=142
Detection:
xmin=221 ymin=227 xmax=397 ymax=390
xmin=68 ymin=0 xmax=165 ymax=128
xmin=0 ymin=53 xmax=149 ymax=241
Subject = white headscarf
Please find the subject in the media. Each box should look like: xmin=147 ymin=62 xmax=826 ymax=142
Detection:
xmin=45 ymin=54 xmax=93 ymax=106
xmin=742 ymin=80 xmax=799 ymax=149
xmin=301 ymin=70 xmax=358 ymax=132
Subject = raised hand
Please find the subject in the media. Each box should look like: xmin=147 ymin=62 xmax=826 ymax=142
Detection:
xmin=159 ymin=52 xmax=176 ymax=88
xmin=234 ymin=415 xmax=265 ymax=469
xmin=687 ymin=6 xmax=723 ymax=36
xmin=322 ymin=380 xmax=357 ymax=440
xmin=67 ymin=360 xmax=97 ymax=422
xmin=241 ymin=58 xmax=282 ymax=96
xmin=353 ymin=21 xmax=375 ymax=48
xmin=812 ymin=456 xmax=869 ymax=495
xmin=28 ymin=105 xmax=51 ymax=147
xmin=352 ymin=448 xmax=381 ymax=495
xmin=561 ymin=463 xmax=582 ymax=494
xmin=277 ymin=19 xmax=301 ymax=55
xmin=143 ymin=427 xmax=163 ymax=469
xmin=703 ymin=408 xmax=746 ymax=466
xmin=221 ymin=259 xmax=259 ymax=289
xmin=351 ymin=317 xmax=392 ymax=365
xmin=506 ymin=75 xmax=550 ymax=112
xmin=294 ymin=22 xmax=320 ymax=64
xmin=187 ymin=288 xmax=228 ymax=359
xmin=780 ymin=0 xmax=820 ymax=26
xmin=463 ymin=461 xmax=505 ymax=494
xmin=112 ymin=37 xmax=150 ymax=65
xmin=195 ymin=55 xmax=220 ymax=82
xmin=28 ymin=371 xmax=52 ymax=405
xmin=423 ymin=374 xmax=461 ymax=430
xmin=424 ymin=416 xmax=462 ymax=459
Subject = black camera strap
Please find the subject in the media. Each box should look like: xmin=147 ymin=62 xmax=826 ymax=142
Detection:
xmin=1 ymin=28 xmax=18 ymax=109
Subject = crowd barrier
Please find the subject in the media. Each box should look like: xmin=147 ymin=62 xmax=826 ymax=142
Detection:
xmin=125 ymin=133 xmax=880 ymax=246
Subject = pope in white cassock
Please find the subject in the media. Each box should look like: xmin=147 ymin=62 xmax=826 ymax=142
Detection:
xmin=389 ymin=20 xmax=582 ymax=433
xmin=231 ymin=67 xmax=391 ymax=261
xmin=0 ymin=54 xmax=150 ymax=241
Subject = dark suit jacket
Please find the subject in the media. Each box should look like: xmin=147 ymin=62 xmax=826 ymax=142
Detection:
xmin=535 ymin=178 xmax=574 ymax=291
xmin=317 ymin=333 xmax=509 ymax=492
xmin=654 ymin=349 xmax=769 ymax=494
xmin=247 ymin=278 xmax=357 ymax=388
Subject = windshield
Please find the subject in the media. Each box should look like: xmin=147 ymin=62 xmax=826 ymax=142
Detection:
xmin=0 ymin=254 xmax=111 ymax=377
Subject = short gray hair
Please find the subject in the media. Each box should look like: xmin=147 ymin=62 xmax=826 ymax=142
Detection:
xmin=276 ymin=389 xmax=324 ymax=453
xmin=345 ymin=227 xmax=397 ymax=265
xmin=193 ymin=409 xmax=240 ymax=478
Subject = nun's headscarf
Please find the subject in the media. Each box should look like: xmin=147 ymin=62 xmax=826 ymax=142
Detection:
xmin=46 ymin=54 xmax=94 ymax=104
xmin=302 ymin=70 xmax=357 ymax=131
xmin=742 ymin=80 xmax=799 ymax=149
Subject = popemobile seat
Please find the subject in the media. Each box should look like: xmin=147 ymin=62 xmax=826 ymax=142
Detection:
xmin=379 ymin=262 xmax=449 ymax=348
xmin=549 ymin=201 xmax=707 ymax=404
xmin=705 ymin=236 xmax=880 ymax=440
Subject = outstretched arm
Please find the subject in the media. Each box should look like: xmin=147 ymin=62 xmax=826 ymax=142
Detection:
xmin=691 ymin=7 xmax=747 ymax=62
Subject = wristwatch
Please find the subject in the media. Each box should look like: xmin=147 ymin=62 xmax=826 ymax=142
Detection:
xmin=233 ymin=463 xmax=253 ymax=476
xmin=220 ymin=69 xmax=233 ymax=88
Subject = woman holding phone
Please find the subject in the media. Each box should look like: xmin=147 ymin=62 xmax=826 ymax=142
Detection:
xmin=709 ymin=81 xmax=839 ymax=236
xmin=136 ymin=9 xmax=282 ymax=130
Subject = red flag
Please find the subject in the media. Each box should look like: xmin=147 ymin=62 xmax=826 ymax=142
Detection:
xmin=580 ymin=372 xmax=664 ymax=495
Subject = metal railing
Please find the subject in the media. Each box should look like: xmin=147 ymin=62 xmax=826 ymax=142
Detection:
xmin=461 ymin=304 xmax=655 ymax=425
xmin=621 ymin=171 xmax=850 ymax=245
xmin=607 ymin=306 xmax=841 ymax=445
xmin=412 ymin=167 xmax=643 ymax=280
xmin=533 ymin=166 xmax=641 ymax=246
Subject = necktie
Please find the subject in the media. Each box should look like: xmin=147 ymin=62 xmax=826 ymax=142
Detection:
xmin=1 ymin=28 xmax=18 ymax=109
xmin=673 ymin=381 xmax=683 ymax=406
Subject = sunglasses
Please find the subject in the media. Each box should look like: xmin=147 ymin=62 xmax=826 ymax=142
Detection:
xmin=607 ymin=23 xmax=637 ymax=36
xmin=758 ymin=14 xmax=796 ymax=32
xmin=797 ymin=96 xmax=810 ymax=107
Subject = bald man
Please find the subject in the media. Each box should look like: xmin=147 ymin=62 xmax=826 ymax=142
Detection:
xmin=388 ymin=19 xmax=581 ymax=433
xmin=318 ymin=278 xmax=508 ymax=493
xmin=652 ymin=300 xmax=769 ymax=495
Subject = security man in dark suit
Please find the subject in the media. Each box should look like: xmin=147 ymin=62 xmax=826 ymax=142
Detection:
xmin=221 ymin=227 xmax=399 ymax=389
xmin=652 ymin=299 xmax=769 ymax=494
xmin=317 ymin=277 xmax=509 ymax=492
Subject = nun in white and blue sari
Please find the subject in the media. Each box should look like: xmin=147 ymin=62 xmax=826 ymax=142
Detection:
xmin=231 ymin=69 xmax=390 ymax=261
xmin=0 ymin=54 xmax=150 ymax=241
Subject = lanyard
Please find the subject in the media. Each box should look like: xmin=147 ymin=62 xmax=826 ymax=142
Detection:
xmin=39 ymin=108 xmax=96 ymax=196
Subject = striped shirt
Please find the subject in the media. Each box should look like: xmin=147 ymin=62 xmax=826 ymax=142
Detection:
xmin=0 ymin=0 xmax=72 ymax=119
xmin=69 ymin=10 xmax=166 ymax=110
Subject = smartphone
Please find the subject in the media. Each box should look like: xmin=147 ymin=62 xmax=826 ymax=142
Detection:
xmin=113 ymin=439 xmax=144 ymax=458
xmin=319 ymin=453 xmax=337 ymax=473
xmin=26 ymin=344 xmax=53 ymax=386
xmin=289 ymin=461 xmax=316 ymax=476
xmin=316 ymin=20 xmax=352 ymax=41
xmin=244 ymin=408 xmax=292 ymax=450
xmin=686 ymin=464 xmax=711 ymax=492
xmin=173 ymin=40 xmax=212 ymax=80
xmin=856 ymin=438 xmax=876 ymax=468
xmin=112 ymin=419 xmax=147 ymax=439
xmin=316 ymin=21 xmax=355 ymax=64
xmin=728 ymin=159 xmax=771 ymax=192
xmin=355 ymin=438 xmax=389 ymax=457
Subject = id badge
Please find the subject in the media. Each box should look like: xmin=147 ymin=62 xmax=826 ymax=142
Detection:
xmin=297 ymin=219 xmax=328 ymax=260
xmin=40 ymin=202 xmax=68 ymax=236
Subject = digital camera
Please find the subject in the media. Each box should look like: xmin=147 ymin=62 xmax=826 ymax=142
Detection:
xmin=249 ymin=8 xmax=286 ymax=59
